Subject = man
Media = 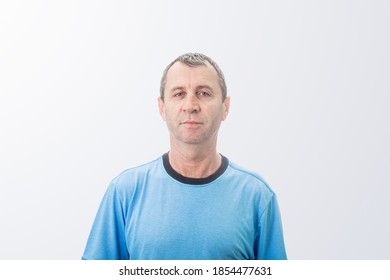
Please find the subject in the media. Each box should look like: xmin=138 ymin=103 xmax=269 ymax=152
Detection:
xmin=82 ymin=53 xmax=287 ymax=260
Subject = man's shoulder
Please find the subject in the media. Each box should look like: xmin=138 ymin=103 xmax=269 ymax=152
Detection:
xmin=119 ymin=156 xmax=161 ymax=176
xmin=227 ymin=160 xmax=264 ymax=180
xmin=109 ymin=156 xmax=163 ymax=189
xmin=226 ymin=160 xmax=275 ymax=195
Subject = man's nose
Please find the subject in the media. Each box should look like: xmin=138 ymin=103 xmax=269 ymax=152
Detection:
xmin=182 ymin=94 xmax=200 ymax=113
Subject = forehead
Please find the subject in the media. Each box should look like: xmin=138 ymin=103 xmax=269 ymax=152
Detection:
xmin=165 ymin=61 xmax=220 ymax=89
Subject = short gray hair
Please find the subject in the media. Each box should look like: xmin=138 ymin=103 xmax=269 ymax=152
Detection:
xmin=160 ymin=53 xmax=227 ymax=101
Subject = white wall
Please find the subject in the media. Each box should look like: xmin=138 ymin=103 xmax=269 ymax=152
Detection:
xmin=0 ymin=0 xmax=389 ymax=259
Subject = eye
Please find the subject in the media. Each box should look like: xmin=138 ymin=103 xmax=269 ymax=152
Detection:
xmin=173 ymin=91 xmax=185 ymax=97
xmin=197 ymin=91 xmax=211 ymax=97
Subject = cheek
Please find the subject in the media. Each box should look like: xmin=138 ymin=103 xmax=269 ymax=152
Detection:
xmin=160 ymin=104 xmax=173 ymax=122
xmin=163 ymin=108 xmax=178 ymax=125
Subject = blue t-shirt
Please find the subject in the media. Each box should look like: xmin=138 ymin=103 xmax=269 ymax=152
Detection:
xmin=82 ymin=154 xmax=287 ymax=260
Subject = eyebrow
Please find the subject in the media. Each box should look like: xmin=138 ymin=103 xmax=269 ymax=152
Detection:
xmin=170 ymin=86 xmax=185 ymax=93
xmin=170 ymin=85 xmax=214 ymax=93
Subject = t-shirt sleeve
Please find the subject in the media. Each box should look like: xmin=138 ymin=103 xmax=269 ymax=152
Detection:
xmin=82 ymin=180 xmax=129 ymax=260
xmin=256 ymin=194 xmax=287 ymax=260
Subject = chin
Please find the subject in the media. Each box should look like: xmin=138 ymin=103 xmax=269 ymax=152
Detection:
xmin=173 ymin=132 xmax=208 ymax=145
xmin=182 ymin=138 xmax=203 ymax=145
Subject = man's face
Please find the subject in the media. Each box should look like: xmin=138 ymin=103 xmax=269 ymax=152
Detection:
xmin=158 ymin=61 xmax=230 ymax=146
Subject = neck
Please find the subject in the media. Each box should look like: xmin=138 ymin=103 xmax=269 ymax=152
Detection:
xmin=168 ymin=142 xmax=221 ymax=179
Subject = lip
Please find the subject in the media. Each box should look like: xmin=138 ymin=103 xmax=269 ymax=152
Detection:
xmin=181 ymin=121 xmax=203 ymax=127
xmin=182 ymin=121 xmax=202 ymax=125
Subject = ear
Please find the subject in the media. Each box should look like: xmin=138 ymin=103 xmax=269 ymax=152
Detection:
xmin=222 ymin=96 xmax=230 ymax=121
xmin=158 ymin=97 xmax=166 ymax=121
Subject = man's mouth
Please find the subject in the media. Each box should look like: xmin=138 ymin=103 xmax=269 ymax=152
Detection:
xmin=181 ymin=120 xmax=203 ymax=127
xmin=182 ymin=121 xmax=202 ymax=124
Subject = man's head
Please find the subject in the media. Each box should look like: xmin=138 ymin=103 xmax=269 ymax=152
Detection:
xmin=160 ymin=53 xmax=227 ymax=101
xmin=158 ymin=53 xmax=230 ymax=146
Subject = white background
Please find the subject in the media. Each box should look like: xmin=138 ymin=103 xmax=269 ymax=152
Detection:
xmin=0 ymin=0 xmax=389 ymax=259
